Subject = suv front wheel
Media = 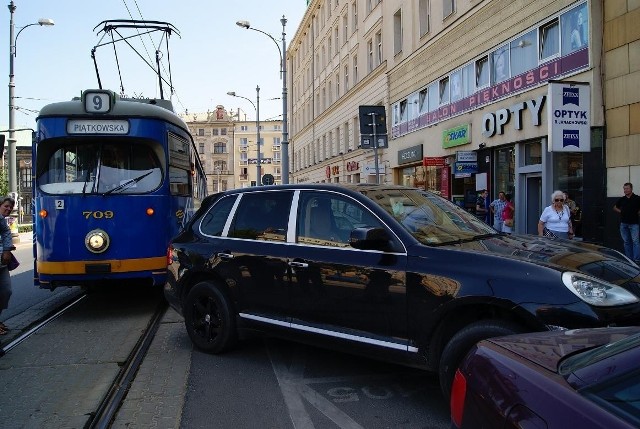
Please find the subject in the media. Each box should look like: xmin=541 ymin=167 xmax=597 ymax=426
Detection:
xmin=184 ymin=281 xmax=237 ymax=354
xmin=439 ymin=320 xmax=525 ymax=399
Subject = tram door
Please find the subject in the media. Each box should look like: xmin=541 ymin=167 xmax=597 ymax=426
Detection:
xmin=525 ymin=174 xmax=542 ymax=234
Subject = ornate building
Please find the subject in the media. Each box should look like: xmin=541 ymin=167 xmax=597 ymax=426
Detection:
xmin=182 ymin=107 xmax=284 ymax=190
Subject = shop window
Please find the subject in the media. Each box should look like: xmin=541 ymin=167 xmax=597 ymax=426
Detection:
xmin=495 ymin=147 xmax=515 ymax=198
xmin=524 ymin=141 xmax=542 ymax=166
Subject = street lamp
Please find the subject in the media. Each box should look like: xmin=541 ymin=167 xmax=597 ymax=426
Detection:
xmin=228 ymin=86 xmax=261 ymax=186
xmin=236 ymin=16 xmax=288 ymax=184
xmin=8 ymin=1 xmax=54 ymax=197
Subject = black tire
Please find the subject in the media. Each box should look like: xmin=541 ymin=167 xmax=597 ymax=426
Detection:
xmin=184 ymin=281 xmax=237 ymax=354
xmin=439 ymin=320 xmax=524 ymax=400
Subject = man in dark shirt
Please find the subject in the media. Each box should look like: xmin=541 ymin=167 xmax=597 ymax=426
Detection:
xmin=613 ymin=182 xmax=640 ymax=263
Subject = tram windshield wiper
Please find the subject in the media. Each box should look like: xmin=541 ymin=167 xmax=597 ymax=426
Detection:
xmin=102 ymin=171 xmax=153 ymax=195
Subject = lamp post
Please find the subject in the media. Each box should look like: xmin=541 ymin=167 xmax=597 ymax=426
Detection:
xmin=236 ymin=16 xmax=288 ymax=184
xmin=228 ymin=86 xmax=261 ymax=186
xmin=8 ymin=1 xmax=54 ymax=196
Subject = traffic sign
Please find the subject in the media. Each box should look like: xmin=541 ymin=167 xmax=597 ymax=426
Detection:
xmin=262 ymin=173 xmax=275 ymax=185
xmin=358 ymin=105 xmax=387 ymax=136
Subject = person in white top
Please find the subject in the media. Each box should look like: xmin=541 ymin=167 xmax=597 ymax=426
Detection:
xmin=538 ymin=190 xmax=574 ymax=239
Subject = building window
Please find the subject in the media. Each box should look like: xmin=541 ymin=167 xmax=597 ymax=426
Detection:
xmin=20 ymin=166 xmax=32 ymax=190
xmin=214 ymin=142 xmax=226 ymax=154
xmin=510 ymin=29 xmax=537 ymax=77
xmin=419 ymin=0 xmax=430 ymax=37
xmin=393 ymin=9 xmax=402 ymax=55
xmin=561 ymin=3 xmax=588 ymax=55
xmin=336 ymin=72 xmax=340 ymax=98
xmin=221 ymin=128 xmax=227 ymax=135
xmin=492 ymin=44 xmax=510 ymax=84
xmin=353 ymin=55 xmax=358 ymax=83
xmin=212 ymin=128 xmax=219 ymax=136
xmin=352 ymin=1 xmax=357 ymax=32
xmin=439 ymin=77 xmax=450 ymax=105
xmin=539 ymin=19 xmax=559 ymax=60
xmin=419 ymin=87 xmax=428 ymax=113
xmin=198 ymin=128 xmax=204 ymax=136
xmin=367 ymin=39 xmax=374 ymax=72
xmin=335 ymin=26 xmax=339 ymax=49
xmin=450 ymin=70 xmax=462 ymax=102
xmin=240 ymin=125 xmax=248 ymax=131
xmin=328 ymin=31 xmax=332 ymax=58
xmin=475 ymin=55 xmax=489 ymax=89
xmin=199 ymin=142 xmax=205 ymax=154
xmin=462 ymin=63 xmax=475 ymax=97
xmin=376 ymin=31 xmax=382 ymax=66
xmin=443 ymin=0 xmax=454 ymax=18
xmin=343 ymin=14 xmax=348 ymax=44
xmin=344 ymin=65 xmax=349 ymax=92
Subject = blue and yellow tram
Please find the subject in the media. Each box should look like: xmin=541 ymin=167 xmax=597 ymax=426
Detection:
xmin=33 ymin=89 xmax=206 ymax=289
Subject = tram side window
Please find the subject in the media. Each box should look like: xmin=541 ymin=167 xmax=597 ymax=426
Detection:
xmin=168 ymin=133 xmax=191 ymax=196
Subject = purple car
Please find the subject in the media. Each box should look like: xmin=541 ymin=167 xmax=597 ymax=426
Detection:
xmin=451 ymin=327 xmax=640 ymax=428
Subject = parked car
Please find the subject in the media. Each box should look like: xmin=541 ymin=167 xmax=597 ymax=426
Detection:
xmin=164 ymin=184 xmax=640 ymax=398
xmin=451 ymin=326 xmax=640 ymax=428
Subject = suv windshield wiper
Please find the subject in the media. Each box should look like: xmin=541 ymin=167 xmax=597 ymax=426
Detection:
xmin=102 ymin=171 xmax=153 ymax=195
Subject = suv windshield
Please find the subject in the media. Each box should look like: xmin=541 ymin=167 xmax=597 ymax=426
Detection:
xmin=362 ymin=188 xmax=495 ymax=245
xmin=38 ymin=141 xmax=163 ymax=195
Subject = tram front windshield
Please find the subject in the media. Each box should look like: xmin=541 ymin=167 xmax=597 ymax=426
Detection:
xmin=38 ymin=141 xmax=163 ymax=195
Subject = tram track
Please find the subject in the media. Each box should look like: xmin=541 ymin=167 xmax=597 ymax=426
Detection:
xmin=0 ymin=292 xmax=87 ymax=357
xmin=87 ymin=299 xmax=168 ymax=429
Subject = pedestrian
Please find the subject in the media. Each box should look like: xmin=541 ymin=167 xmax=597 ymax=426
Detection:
xmin=0 ymin=196 xmax=16 ymax=336
xmin=538 ymin=190 xmax=573 ymax=239
xmin=564 ymin=192 xmax=578 ymax=220
xmin=475 ymin=189 xmax=489 ymax=223
xmin=613 ymin=182 xmax=640 ymax=263
xmin=489 ymin=191 xmax=507 ymax=231
xmin=501 ymin=193 xmax=515 ymax=234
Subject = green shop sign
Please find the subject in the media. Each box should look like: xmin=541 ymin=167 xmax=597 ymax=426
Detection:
xmin=442 ymin=124 xmax=471 ymax=148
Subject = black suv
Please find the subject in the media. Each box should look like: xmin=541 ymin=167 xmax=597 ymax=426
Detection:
xmin=164 ymin=184 xmax=640 ymax=398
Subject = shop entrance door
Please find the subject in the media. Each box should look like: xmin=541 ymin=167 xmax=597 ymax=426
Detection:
xmin=525 ymin=174 xmax=542 ymax=234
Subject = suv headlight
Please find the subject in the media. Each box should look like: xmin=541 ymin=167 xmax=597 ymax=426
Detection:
xmin=562 ymin=272 xmax=639 ymax=307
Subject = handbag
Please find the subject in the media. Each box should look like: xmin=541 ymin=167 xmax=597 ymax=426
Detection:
xmin=543 ymin=227 xmax=557 ymax=238
xmin=504 ymin=218 xmax=514 ymax=227
xmin=7 ymin=253 xmax=19 ymax=271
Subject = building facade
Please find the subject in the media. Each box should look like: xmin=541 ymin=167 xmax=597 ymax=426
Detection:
xmin=181 ymin=106 xmax=236 ymax=193
xmin=182 ymin=107 xmax=284 ymax=189
xmin=290 ymin=0 xmax=621 ymax=246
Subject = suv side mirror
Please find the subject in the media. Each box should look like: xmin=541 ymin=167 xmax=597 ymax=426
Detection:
xmin=350 ymin=227 xmax=392 ymax=251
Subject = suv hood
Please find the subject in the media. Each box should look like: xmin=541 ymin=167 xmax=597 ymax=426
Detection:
xmin=421 ymin=233 xmax=640 ymax=286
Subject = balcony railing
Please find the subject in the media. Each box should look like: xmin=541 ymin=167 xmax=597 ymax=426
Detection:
xmin=272 ymin=145 xmax=281 ymax=151
xmin=239 ymin=161 xmax=248 ymax=165
xmin=239 ymin=174 xmax=248 ymax=180
xmin=239 ymin=146 xmax=248 ymax=152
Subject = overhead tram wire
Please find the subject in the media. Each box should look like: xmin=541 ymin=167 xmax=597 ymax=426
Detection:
xmin=116 ymin=0 xmax=183 ymax=108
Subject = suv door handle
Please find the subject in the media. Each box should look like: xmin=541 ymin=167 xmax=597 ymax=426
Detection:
xmin=289 ymin=261 xmax=308 ymax=268
xmin=217 ymin=252 xmax=234 ymax=260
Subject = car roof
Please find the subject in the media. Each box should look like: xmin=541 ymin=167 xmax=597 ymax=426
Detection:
xmin=218 ymin=183 xmax=421 ymax=197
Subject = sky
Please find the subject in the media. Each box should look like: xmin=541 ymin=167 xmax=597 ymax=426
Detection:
xmin=1 ymin=0 xmax=309 ymax=130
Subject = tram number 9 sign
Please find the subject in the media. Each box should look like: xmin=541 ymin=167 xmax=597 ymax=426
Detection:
xmin=84 ymin=91 xmax=112 ymax=113
xmin=83 ymin=211 xmax=114 ymax=219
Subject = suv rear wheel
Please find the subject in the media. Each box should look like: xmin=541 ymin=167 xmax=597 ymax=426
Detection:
xmin=184 ymin=281 xmax=237 ymax=353
xmin=439 ymin=320 xmax=524 ymax=400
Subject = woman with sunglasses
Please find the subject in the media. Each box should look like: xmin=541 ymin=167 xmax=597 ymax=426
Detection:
xmin=538 ymin=190 xmax=574 ymax=239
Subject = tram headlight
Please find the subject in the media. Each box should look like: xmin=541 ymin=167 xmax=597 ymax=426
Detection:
xmin=85 ymin=229 xmax=110 ymax=253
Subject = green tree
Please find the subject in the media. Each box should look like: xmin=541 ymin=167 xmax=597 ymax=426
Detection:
xmin=0 ymin=167 xmax=7 ymax=197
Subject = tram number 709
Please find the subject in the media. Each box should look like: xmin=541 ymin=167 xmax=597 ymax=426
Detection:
xmin=83 ymin=211 xmax=114 ymax=219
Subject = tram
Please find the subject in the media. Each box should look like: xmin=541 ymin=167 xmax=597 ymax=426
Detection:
xmin=33 ymin=89 xmax=207 ymax=289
